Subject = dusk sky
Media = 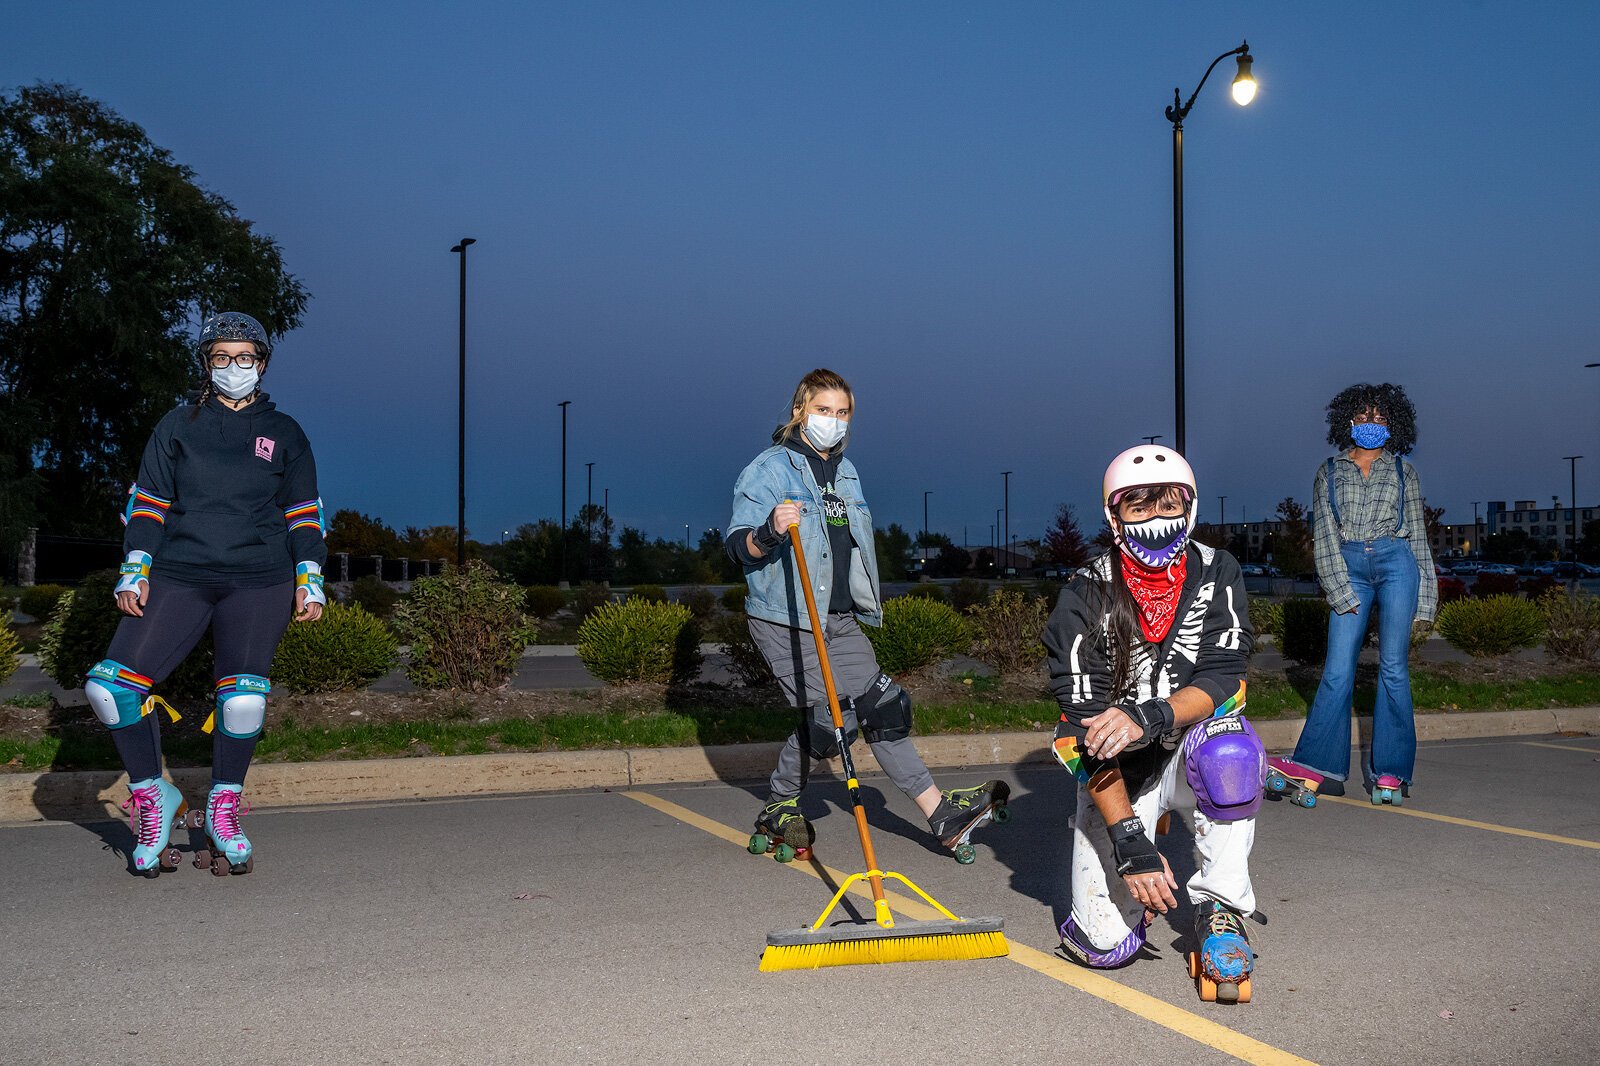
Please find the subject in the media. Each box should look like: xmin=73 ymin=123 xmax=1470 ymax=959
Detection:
xmin=8 ymin=2 xmax=1598 ymax=550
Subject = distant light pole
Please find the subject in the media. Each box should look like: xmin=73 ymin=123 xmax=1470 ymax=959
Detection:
xmin=684 ymin=524 xmax=690 ymax=550
xmin=449 ymin=237 xmax=476 ymax=566
xmin=557 ymin=400 xmax=571 ymax=584
xmin=1563 ymin=456 xmax=1583 ymax=575
xmin=1219 ymin=495 xmax=1227 ymax=546
xmin=584 ymin=461 xmax=595 ymax=580
xmin=603 ymin=487 xmax=610 ymax=528
xmin=1165 ymin=41 xmax=1257 ymax=455
xmin=1472 ymin=501 xmax=1482 ymax=557
xmin=1002 ymin=471 xmax=1012 ymax=571
xmin=1143 ymin=435 xmax=1163 ymax=446
xmin=500 ymin=530 xmax=508 ymax=545
xmin=922 ymin=490 xmax=932 ymax=566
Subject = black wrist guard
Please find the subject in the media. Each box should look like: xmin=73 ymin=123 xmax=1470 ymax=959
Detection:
xmin=1109 ymin=816 xmax=1162 ymax=876
xmin=1127 ymin=698 xmax=1176 ymax=740
xmin=753 ymin=524 xmax=784 ymax=551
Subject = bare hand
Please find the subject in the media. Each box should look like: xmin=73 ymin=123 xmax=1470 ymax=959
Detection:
xmin=1083 ymin=706 xmax=1140 ymax=760
xmin=768 ymin=501 xmax=802 ymax=536
xmin=294 ymin=588 xmax=324 ymax=622
xmin=116 ymin=585 xmax=148 ymax=618
xmin=1340 ymin=602 xmax=1361 ymax=615
xmin=1122 ymin=852 xmax=1179 ymax=915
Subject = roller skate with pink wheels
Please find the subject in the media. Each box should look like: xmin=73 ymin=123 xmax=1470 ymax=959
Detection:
xmin=194 ymin=783 xmax=253 ymax=875
xmin=1370 ymin=774 xmax=1405 ymax=806
xmin=121 ymin=776 xmax=189 ymax=877
xmin=1265 ymin=756 xmax=1323 ymax=809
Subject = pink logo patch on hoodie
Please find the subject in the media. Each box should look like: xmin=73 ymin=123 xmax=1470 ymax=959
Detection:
xmin=255 ymin=437 xmax=276 ymax=462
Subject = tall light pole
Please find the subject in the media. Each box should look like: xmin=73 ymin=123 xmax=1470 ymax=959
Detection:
xmin=585 ymin=461 xmax=595 ymax=580
xmin=1219 ymin=495 xmax=1228 ymax=545
xmin=449 ymin=237 xmax=476 ymax=567
xmin=1472 ymin=501 xmax=1482 ymax=558
xmin=557 ymin=400 xmax=571 ymax=584
xmin=1001 ymin=472 xmax=1012 ymax=572
xmin=1165 ymin=41 xmax=1257 ymax=456
xmin=922 ymin=490 xmax=932 ymax=566
xmin=1563 ymin=456 xmax=1583 ymax=572
xmin=995 ymin=508 xmax=1002 ymax=571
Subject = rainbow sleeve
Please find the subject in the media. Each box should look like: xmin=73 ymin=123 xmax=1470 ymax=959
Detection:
xmin=121 ymin=484 xmax=172 ymax=526
xmin=1211 ymin=680 xmax=1248 ymax=718
xmin=285 ymin=497 xmax=326 ymax=536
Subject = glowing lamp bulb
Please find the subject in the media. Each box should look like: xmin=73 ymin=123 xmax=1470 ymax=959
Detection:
xmin=1232 ymin=53 xmax=1257 ymax=105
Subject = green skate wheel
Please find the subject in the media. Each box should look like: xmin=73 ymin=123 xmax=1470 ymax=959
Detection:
xmin=1390 ymin=793 xmax=1403 ymax=807
xmin=773 ymin=843 xmax=796 ymax=863
xmin=953 ymin=843 xmax=976 ymax=865
xmin=991 ymin=806 xmax=1010 ymax=825
xmin=1370 ymin=790 xmax=1383 ymax=805
xmin=748 ymin=833 xmax=770 ymax=855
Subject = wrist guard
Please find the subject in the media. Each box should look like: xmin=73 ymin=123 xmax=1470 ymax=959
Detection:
xmin=1109 ymin=816 xmax=1162 ymax=876
xmin=295 ymin=561 xmax=327 ymax=608
xmin=1126 ymin=698 xmax=1176 ymax=741
xmin=114 ymin=551 xmax=152 ymax=599
xmin=754 ymin=522 xmax=784 ymax=551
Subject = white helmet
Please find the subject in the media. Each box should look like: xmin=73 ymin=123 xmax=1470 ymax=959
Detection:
xmin=1102 ymin=445 xmax=1199 ymax=570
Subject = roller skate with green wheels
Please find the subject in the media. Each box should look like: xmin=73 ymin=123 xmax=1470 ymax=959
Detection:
xmin=1370 ymin=774 xmax=1405 ymax=806
xmin=193 ymin=783 xmax=253 ymax=876
xmin=121 ymin=776 xmax=189 ymax=877
xmin=748 ymin=795 xmax=814 ymax=863
xmin=929 ymin=779 xmax=1011 ymax=864
xmin=1187 ymin=900 xmax=1254 ymax=1004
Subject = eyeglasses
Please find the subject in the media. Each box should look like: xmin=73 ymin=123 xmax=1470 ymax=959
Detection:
xmin=208 ymin=352 xmax=259 ymax=369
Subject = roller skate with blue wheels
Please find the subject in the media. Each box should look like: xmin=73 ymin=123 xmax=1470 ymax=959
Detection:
xmin=1265 ymin=756 xmax=1323 ymax=809
xmin=121 ymin=777 xmax=189 ymax=877
xmin=748 ymin=795 xmax=814 ymax=863
xmin=1187 ymin=900 xmax=1254 ymax=1003
xmin=1370 ymin=774 xmax=1405 ymax=806
xmin=193 ymin=783 xmax=253 ymax=876
xmin=929 ymin=779 xmax=1011 ymax=864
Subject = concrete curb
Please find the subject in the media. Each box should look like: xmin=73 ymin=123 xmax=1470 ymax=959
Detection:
xmin=4 ymin=707 xmax=1598 ymax=826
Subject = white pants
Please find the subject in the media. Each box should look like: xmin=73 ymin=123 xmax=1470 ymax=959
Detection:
xmin=1070 ymin=739 xmax=1257 ymax=951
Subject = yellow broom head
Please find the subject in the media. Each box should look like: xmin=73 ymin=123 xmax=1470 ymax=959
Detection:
xmin=759 ymin=916 xmax=1007 ymax=972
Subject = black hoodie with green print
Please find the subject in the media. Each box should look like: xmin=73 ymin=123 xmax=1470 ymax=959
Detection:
xmin=122 ymin=394 xmax=326 ymax=589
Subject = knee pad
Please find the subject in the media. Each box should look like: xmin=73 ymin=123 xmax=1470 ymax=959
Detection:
xmin=857 ymin=673 xmax=913 ymax=744
xmin=1183 ymin=714 xmax=1266 ymax=822
xmin=84 ymin=660 xmax=152 ymax=729
xmin=1058 ymin=914 xmax=1148 ymax=969
xmin=209 ymin=675 xmax=270 ymax=739
xmin=801 ymin=699 xmax=858 ymax=759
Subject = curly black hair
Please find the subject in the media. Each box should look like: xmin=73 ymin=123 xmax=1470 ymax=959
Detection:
xmin=1325 ymin=382 xmax=1417 ymax=455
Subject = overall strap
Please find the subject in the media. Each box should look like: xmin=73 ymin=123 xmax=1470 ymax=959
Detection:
xmin=1394 ymin=455 xmax=1405 ymax=528
xmin=1324 ymin=457 xmax=1342 ymax=531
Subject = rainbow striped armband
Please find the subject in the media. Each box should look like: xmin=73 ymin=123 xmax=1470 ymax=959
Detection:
xmin=121 ymin=484 xmax=172 ymax=526
xmin=113 ymin=551 xmax=153 ymax=598
xmin=296 ymin=561 xmax=327 ymax=608
xmin=285 ymin=497 xmax=326 ymax=537
xmin=1209 ymin=680 xmax=1248 ymax=718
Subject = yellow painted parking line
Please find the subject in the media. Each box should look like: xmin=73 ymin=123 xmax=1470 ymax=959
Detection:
xmin=1521 ymin=741 xmax=1600 ymax=756
xmin=623 ymin=789 xmax=1317 ymax=1066
xmin=1318 ymin=794 xmax=1600 ymax=850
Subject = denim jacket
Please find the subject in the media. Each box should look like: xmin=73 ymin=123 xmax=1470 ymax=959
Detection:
xmin=728 ymin=444 xmax=882 ymax=631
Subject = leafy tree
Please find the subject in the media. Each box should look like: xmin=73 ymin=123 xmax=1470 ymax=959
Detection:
xmin=1267 ymin=497 xmax=1313 ymax=576
xmin=1422 ymin=501 xmax=1446 ymax=543
xmin=876 ymin=523 xmax=913 ymax=581
xmin=326 ymin=510 xmax=402 ymax=557
xmin=1039 ymin=504 xmax=1090 ymax=569
xmin=0 ymin=83 xmax=308 ymax=554
xmin=401 ymin=525 xmax=465 ymax=562
xmin=1482 ymin=529 xmax=1533 ymax=564
xmin=925 ymin=544 xmax=971 ymax=578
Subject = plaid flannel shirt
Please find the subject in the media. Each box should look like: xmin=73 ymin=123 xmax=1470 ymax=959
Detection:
xmin=1311 ymin=455 xmax=1438 ymax=622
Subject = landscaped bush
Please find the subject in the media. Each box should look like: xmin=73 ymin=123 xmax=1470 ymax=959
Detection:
xmin=901 ymin=584 xmax=946 ymax=603
xmin=720 ymin=584 xmax=748 ymax=612
xmin=862 ymin=595 xmax=971 ymax=675
xmin=524 ymin=584 xmax=567 ymax=619
xmin=1538 ymin=588 xmax=1600 ymax=662
xmin=948 ymin=578 xmax=990 ymax=612
xmin=629 ymin=584 xmax=668 ymax=604
xmin=1520 ymin=576 xmax=1558 ymax=601
xmin=1247 ymin=598 xmax=1282 ymax=638
xmin=19 ymin=584 xmax=70 ymax=622
xmin=678 ymin=585 xmax=717 ymax=620
xmin=393 ymin=562 xmax=536 ymax=690
xmin=37 ymin=571 xmax=214 ymax=700
xmin=272 ymin=602 xmax=398 ymax=692
xmin=0 ymin=620 xmax=20 ymax=685
xmin=1437 ymin=595 xmax=1544 ymax=657
xmin=706 ymin=612 xmax=774 ymax=687
xmin=967 ymin=589 xmax=1048 ymax=675
xmin=349 ymin=574 xmax=400 ymax=619
xmin=1278 ymin=598 xmax=1331 ymax=664
xmin=571 ymin=584 xmax=613 ymax=622
xmin=1472 ymin=573 xmax=1520 ymax=598
xmin=577 ymin=599 xmax=700 ymax=684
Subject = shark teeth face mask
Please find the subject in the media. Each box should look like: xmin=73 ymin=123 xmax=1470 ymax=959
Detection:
xmin=1119 ymin=514 xmax=1191 ymax=570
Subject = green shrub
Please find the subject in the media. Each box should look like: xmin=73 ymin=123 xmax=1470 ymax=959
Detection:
xmin=19 ymin=584 xmax=69 ymax=621
xmin=720 ymin=584 xmax=748 ymax=612
xmin=706 ymin=612 xmax=774 ymax=686
xmin=1520 ymin=576 xmax=1559 ymax=601
xmin=967 ymin=589 xmax=1047 ymax=675
xmin=863 ymin=596 xmax=971 ymax=675
xmin=0 ymin=585 xmax=21 ymax=612
xmin=349 ymin=575 xmax=400 ymax=619
xmin=0 ymin=620 xmax=20 ymax=685
xmin=1537 ymin=588 xmax=1600 ymax=662
xmin=901 ymin=584 xmax=946 ymax=603
xmin=571 ymin=584 xmax=613 ymax=622
xmin=1437 ymin=595 xmax=1544 ymax=657
xmin=949 ymin=578 xmax=990 ymax=612
xmin=37 ymin=571 xmax=214 ymax=700
xmin=1278 ymin=598 xmax=1330 ymax=664
xmin=577 ymin=599 xmax=700 ymax=684
xmin=272 ymin=602 xmax=398 ymax=693
xmin=629 ymin=584 xmax=668 ymax=604
xmin=524 ymin=584 xmax=566 ymax=619
xmin=1248 ymin=598 xmax=1282 ymax=638
xmin=678 ymin=585 xmax=717 ymax=620
xmin=393 ymin=562 xmax=536 ymax=690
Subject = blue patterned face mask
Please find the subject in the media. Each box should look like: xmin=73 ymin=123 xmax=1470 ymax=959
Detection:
xmin=1351 ymin=421 xmax=1390 ymax=449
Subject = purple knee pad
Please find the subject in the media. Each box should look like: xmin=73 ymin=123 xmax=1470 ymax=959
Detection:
xmin=1058 ymin=915 xmax=1148 ymax=969
xmin=1183 ymin=713 xmax=1266 ymax=821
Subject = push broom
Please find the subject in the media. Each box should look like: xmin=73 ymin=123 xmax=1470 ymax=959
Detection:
xmin=758 ymin=523 xmax=1008 ymax=971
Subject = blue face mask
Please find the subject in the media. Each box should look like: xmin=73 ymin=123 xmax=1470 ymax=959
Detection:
xmin=1351 ymin=422 xmax=1390 ymax=450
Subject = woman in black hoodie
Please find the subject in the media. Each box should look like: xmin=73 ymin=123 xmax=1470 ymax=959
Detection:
xmin=84 ymin=312 xmax=327 ymax=877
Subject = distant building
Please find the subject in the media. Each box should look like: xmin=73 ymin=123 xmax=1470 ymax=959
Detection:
xmin=1486 ymin=499 xmax=1596 ymax=550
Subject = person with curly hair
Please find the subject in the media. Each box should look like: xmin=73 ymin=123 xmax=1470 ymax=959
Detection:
xmin=1267 ymin=383 xmax=1437 ymax=808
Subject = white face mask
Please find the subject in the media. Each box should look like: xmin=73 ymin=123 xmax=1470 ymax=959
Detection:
xmin=212 ymin=365 xmax=260 ymax=399
xmin=804 ymin=413 xmax=848 ymax=449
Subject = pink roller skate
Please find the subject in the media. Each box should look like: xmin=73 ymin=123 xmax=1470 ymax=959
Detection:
xmin=1370 ymin=774 xmax=1404 ymax=806
xmin=1265 ymin=757 xmax=1323 ymax=809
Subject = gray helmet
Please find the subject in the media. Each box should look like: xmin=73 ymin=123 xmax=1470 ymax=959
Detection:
xmin=197 ymin=312 xmax=272 ymax=362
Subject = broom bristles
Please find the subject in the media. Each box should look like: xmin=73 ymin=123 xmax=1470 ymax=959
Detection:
xmin=759 ymin=929 xmax=1008 ymax=971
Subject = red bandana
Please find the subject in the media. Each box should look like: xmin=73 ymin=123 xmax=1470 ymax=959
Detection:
xmin=1120 ymin=552 xmax=1188 ymax=643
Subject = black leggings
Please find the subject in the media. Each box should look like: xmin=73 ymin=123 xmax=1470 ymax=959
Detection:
xmin=105 ymin=580 xmax=294 ymax=786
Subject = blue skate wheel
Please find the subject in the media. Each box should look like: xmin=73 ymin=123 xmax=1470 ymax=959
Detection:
xmin=1301 ymin=793 xmax=1317 ymax=808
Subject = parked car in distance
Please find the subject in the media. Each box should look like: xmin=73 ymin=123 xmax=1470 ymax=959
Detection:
xmin=1529 ymin=562 xmax=1558 ymax=577
xmin=1449 ymin=560 xmax=1483 ymax=575
xmin=1479 ymin=562 xmax=1519 ymax=576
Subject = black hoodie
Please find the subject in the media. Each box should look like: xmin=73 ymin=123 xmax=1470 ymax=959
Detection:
xmin=123 ymin=394 xmax=326 ymax=588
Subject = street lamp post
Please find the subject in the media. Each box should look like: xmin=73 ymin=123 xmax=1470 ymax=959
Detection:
xmin=923 ymin=490 xmax=932 ymax=567
xmin=1563 ymin=456 xmax=1583 ymax=576
xmin=1001 ymin=471 xmax=1012 ymax=572
xmin=585 ymin=461 xmax=595 ymax=580
xmin=1164 ymin=41 xmax=1256 ymax=456
xmin=557 ymin=400 xmax=571 ymax=584
xmin=449 ymin=237 xmax=476 ymax=566
xmin=1472 ymin=501 xmax=1481 ymax=558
